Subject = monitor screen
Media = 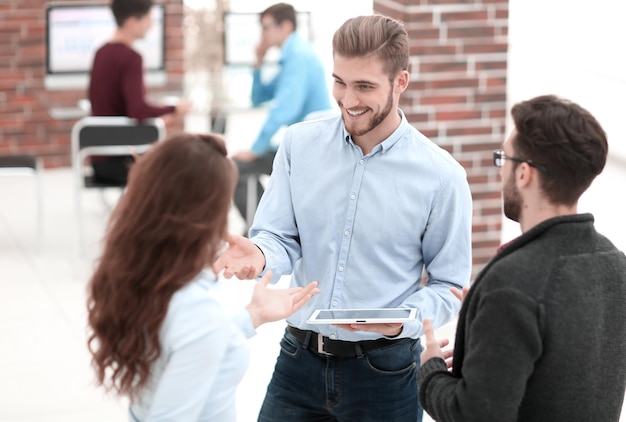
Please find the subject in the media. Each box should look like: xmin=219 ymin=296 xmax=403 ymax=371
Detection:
xmin=223 ymin=11 xmax=311 ymax=66
xmin=45 ymin=3 xmax=166 ymax=89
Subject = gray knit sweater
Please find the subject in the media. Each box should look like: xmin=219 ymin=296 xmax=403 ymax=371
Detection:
xmin=418 ymin=214 xmax=626 ymax=421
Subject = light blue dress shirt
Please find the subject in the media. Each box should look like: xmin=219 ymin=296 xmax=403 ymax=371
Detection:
xmin=128 ymin=271 xmax=255 ymax=421
xmin=250 ymin=32 xmax=331 ymax=155
xmin=250 ymin=110 xmax=473 ymax=341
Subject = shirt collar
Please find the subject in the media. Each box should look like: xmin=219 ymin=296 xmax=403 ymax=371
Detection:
xmin=341 ymin=108 xmax=410 ymax=154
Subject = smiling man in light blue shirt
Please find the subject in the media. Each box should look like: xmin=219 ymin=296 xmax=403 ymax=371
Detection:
xmin=215 ymin=14 xmax=472 ymax=422
xmin=232 ymin=3 xmax=331 ymax=229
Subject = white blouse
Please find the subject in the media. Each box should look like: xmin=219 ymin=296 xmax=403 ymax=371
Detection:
xmin=129 ymin=270 xmax=255 ymax=421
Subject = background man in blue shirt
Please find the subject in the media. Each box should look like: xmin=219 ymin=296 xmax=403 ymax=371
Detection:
xmin=231 ymin=3 xmax=331 ymax=230
xmin=215 ymin=14 xmax=472 ymax=422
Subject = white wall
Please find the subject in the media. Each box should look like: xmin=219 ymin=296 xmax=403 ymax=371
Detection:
xmin=507 ymin=0 xmax=626 ymax=159
xmin=504 ymin=0 xmax=626 ymax=245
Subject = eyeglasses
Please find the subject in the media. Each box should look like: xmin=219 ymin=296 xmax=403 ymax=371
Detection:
xmin=493 ymin=149 xmax=548 ymax=173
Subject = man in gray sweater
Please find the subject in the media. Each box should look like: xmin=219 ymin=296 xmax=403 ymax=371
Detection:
xmin=418 ymin=95 xmax=626 ymax=421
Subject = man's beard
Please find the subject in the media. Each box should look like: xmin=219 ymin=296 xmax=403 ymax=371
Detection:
xmin=342 ymin=89 xmax=394 ymax=138
xmin=503 ymin=171 xmax=522 ymax=222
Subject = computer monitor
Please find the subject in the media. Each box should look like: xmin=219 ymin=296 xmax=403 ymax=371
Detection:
xmin=223 ymin=11 xmax=311 ymax=66
xmin=44 ymin=3 xmax=166 ymax=90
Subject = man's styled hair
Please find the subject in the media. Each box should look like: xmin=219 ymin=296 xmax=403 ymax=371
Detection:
xmin=511 ymin=95 xmax=608 ymax=205
xmin=261 ymin=3 xmax=297 ymax=31
xmin=111 ymin=0 xmax=153 ymax=27
xmin=332 ymin=15 xmax=409 ymax=81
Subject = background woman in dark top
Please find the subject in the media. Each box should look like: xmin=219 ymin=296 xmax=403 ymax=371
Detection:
xmin=88 ymin=0 xmax=190 ymax=184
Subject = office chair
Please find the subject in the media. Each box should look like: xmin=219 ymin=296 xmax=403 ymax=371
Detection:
xmin=71 ymin=116 xmax=165 ymax=253
xmin=0 ymin=154 xmax=43 ymax=249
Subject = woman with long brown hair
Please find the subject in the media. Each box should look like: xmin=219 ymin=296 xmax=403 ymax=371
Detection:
xmin=86 ymin=133 xmax=319 ymax=420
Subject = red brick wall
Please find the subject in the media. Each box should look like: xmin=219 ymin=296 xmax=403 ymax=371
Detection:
xmin=0 ymin=0 xmax=185 ymax=168
xmin=374 ymin=0 xmax=508 ymax=276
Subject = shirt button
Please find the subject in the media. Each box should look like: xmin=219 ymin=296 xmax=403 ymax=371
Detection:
xmin=359 ymin=159 xmax=364 ymax=165
xmin=344 ymin=230 xmax=350 ymax=236
xmin=332 ymin=301 xmax=338 ymax=307
xmin=330 ymin=334 xmax=337 ymax=340
xmin=338 ymin=266 xmax=344 ymax=272
xmin=350 ymin=194 xmax=356 ymax=200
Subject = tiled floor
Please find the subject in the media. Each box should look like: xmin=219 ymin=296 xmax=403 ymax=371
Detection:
xmin=1 ymin=147 xmax=625 ymax=421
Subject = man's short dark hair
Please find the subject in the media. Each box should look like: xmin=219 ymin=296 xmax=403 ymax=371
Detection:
xmin=511 ymin=95 xmax=608 ymax=205
xmin=111 ymin=0 xmax=153 ymax=27
xmin=261 ymin=3 xmax=297 ymax=31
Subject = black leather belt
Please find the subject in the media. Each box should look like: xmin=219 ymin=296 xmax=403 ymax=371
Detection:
xmin=287 ymin=326 xmax=401 ymax=357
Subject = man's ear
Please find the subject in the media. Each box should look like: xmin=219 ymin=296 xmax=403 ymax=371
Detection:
xmin=516 ymin=162 xmax=534 ymax=189
xmin=395 ymin=70 xmax=409 ymax=94
xmin=280 ymin=19 xmax=294 ymax=34
xmin=125 ymin=15 xmax=139 ymax=27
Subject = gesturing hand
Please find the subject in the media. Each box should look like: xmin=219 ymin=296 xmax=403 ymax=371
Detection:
xmin=213 ymin=233 xmax=265 ymax=280
xmin=451 ymin=285 xmax=470 ymax=303
xmin=420 ymin=318 xmax=454 ymax=369
xmin=246 ymin=271 xmax=320 ymax=328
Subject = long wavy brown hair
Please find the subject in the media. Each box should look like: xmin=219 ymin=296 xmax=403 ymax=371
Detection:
xmin=86 ymin=133 xmax=235 ymax=401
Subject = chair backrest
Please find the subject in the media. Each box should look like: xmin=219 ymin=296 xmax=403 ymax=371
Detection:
xmin=0 ymin=155 xmax=38 ymax=170
xmin=71 ymin=116 xmax=166 ymax=189
xmin=72 ymin=116 xmax=165 ymax=156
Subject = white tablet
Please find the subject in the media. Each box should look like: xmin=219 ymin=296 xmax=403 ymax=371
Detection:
xmin=307 ymin=308 xmax=417 ymax=324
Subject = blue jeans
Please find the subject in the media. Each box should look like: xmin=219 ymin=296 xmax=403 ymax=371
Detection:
xmin=258 ymin=328 xmax=423 ymax=422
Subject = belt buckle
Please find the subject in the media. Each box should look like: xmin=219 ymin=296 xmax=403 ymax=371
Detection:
xmin=317 ymin=334 xmax=332 ymax=356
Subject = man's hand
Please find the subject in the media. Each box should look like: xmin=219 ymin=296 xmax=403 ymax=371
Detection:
xmin=334 ymin=323 xmax=404 ymax=337
xmin=420 ymin=318 xmax=453 ymax=368
xmin=255 ymin=41 xmax=270 ymax=68
xmin=213 ymin=233 xmax=265 ymax=279
xmin=246 ymin=271 xmax=320 ymax=328
xmin=175 ymin=99 xmax=192 ymax=116
xmin=451 ymin=285 xmax=470 ymax=303
xmin=232 ymin=150 xmax=257 ymax=163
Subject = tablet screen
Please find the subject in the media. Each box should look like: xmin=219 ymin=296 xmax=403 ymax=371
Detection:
xmin=307 ymin=308 xmax=417 ymax=324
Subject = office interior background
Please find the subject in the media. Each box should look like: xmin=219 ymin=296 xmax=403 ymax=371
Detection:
xmin=0 ymin=0 xmax=624 ymax=420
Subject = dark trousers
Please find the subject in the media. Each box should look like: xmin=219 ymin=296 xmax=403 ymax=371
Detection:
xmin=258 ymin=328 xmax=423 ymax=422
xmin=233 ymin=151 xmax=277 ymax=228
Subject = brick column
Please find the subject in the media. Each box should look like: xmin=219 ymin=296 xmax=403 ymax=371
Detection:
xmin=374 ymin=0 xmax=509 ymax=277
xmin=0 ymin=0 xmax=185 ymax=167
